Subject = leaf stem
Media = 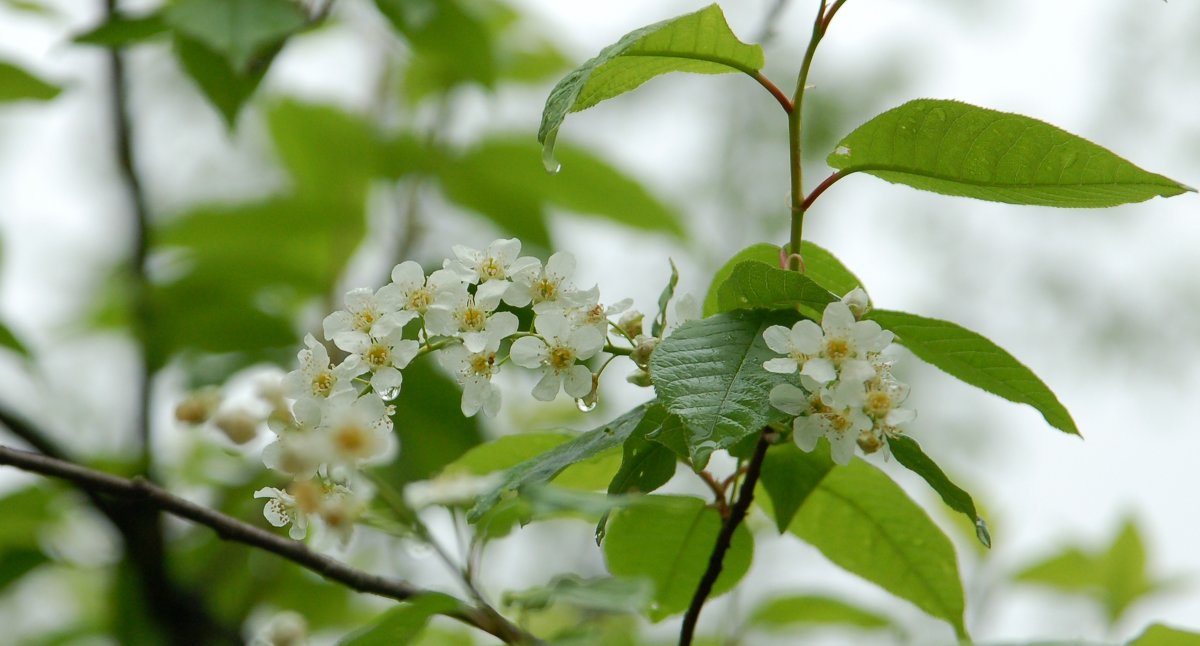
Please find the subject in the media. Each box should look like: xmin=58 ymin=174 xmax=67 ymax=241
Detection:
xmin=800 ymin=170 xmax=847 ymax=211
xmin=0 ymin=444 xmax=538 ymax=645
xmin=753 ymin=71 xmax=793 ymax=113
xmin=678 ymin=430 xmax=774 ymax=646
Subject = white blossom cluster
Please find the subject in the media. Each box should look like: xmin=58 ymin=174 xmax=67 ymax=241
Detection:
xmin=762 ymin=288 xmax=915 ymax=465
xmin=185 ymin=238 xmax=642 ymax=541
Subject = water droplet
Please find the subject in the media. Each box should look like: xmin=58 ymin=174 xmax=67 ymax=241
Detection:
xmin=378 ymin=386 xmax=401 ymax=401
xmin=833 ymin=145 xmax=851 ymax=157
xmin=974 ymin=517 xmax=992 ymax=549
xmin=575 ymin=397 xmax=597 ymax=413
xmin=542 ymin=130 xmax=562 ymax=174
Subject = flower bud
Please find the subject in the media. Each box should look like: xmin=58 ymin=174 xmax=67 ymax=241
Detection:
xmin=626 ymin=368 xmax=653 ymax=388
xmin=631 ymin=335 xmax=658 ymax=369
xmin=841 ymin=288 xmax=870 ymax=320
xmin=174 ymin=387 xmax=221 ymax=425
xmin=618 ymin=310 xmax=644 ymax=338
xmin=212 ymin=408 xmax=260 ymax=445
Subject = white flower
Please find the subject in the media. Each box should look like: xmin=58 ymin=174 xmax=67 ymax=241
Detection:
xmin=569 ymin=290 xmax=631 ymax=337
xmin=316 ymin=480 xmax=369 ymax=545
xmin=262 ymin=425 xmax=324 ymax=480
xmin=510 ymin=311 xmax=604 ymax=401
xmin=282 ymin=334 xmax=363 ymax=403
xmin=251 ymin=611 xmax=308 ymax=646
xmin=443 ymin=238 xmax=540 ymax=306
xmin=254 ymin=486 xmax=310 ymax=540
xmin=212 ymin=407 xmax=260 ymax=445
xmin=390 ymin=261 xmax=465 ymax=317
xmin=439 ymin=341 xmax=503 ymax=417
xmin=762 ymin=301 xmax=893 ymax=386
xmin=425 ymin=291 xmax=519 ymax=353
xmin=770 ymin=382 xmax=870 ymax=465
xmin=318 ymin=391 xmax=395 ymax=467
xmin=323 ymin=285 xmax=414 ymax=351
xmin=507 ymin=251 xmax=591 ymax=312
xmin=339 ymin=326 xmax=420 ymax=397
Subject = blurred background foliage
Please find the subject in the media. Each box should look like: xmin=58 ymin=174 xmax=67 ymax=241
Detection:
xmin=0 ymin=0 xmax=1198 ymax=644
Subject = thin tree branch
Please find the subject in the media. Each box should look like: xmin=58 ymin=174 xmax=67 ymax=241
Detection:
xmin=679 ymin=430 xmax=774 ymax=646
xmin=0 ymin=444 xmax=537 ymax=645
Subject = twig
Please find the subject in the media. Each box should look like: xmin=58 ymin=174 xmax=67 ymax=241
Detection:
xmin=679 ymin=431 xmax=774 ymax=646
xmin=0 ymin=444 xmax=536 ymax=645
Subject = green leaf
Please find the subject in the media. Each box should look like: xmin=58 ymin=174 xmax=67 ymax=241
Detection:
xmin=437 ymin=137 xmax=682 ymax=250
xmin=865 ymin=309 xmax=1079 ymax=436
xmin=384 ymin=360 xmax=483 ymax=486
xmin=887 ymin=435 xmax=989 ymax=548
xmin=75 ymin=13 xmax=169 ymax=47
xmin=649 ymin=310 xmax=794 ymax=468
xmin=703 ymin=244 xmax=778 ymax=317
xmin=0 ymin=60 xmax=60 ymax=102
xmin=164 ymin=0 xmax=306 ymax=72
xmin=1128 ymin=624 xmax=1200 ymax=646
xmin=651 ymin=260 xmax=680 ymax=338
xmin=716 ymin=260 xmax=839 ymax=319
xmin=339 ymin=593 xmax=462 ymax=646
xmin=467 ymin=403 xmax=654 ymax=521
xmin=827 ymin=99 xmax=1193 ymax=207
xmin=797 ymin=241 xmax=866 ymax=301
xmin=0 ymin=320 xmax=30 ymax=358
xmin=703 ymin=242 xmax=864 ymax=318
xmin=758 ymin=442 xmax=835 ymax=533
xmin=747 ymin=594 xmax=891 ymax=632
xmin=539 ymin=4 xmax=763 ymax=169
xmin=173 ymin=35 xmax=267 ymax=126
xmin=788 ymin=456 xmax=968 ymax=639
xmin=607 ymin=405 xmax=677 ymax=497
xmin=603 ymin=495 xmax=753 ymax=621
xmin=1016 ymin=518 xmax=1158 ymax=624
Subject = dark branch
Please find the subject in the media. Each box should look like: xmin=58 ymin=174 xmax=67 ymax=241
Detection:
xmin=0 ymin=444 xmax=536 ymax=645
xmin=678 ymin=431 xmax=774 ymax=646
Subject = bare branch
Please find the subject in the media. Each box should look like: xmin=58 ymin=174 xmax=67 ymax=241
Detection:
xmin=0 ymin=444 xmax=537 ymax=644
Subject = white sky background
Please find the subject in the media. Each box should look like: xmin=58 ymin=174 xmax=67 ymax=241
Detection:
xmin=1 ymin=0 xmax=1199 ymax=644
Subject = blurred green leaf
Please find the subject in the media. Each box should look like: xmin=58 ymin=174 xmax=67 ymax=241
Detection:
xmin=2 ymin=0 xmax=54 ymax=14
xmin=759 ymin=442 xmax=835 ymax=533
xmin=267 ymin=101 xmax=380 ymax=202
xmin=788 ymin=452 xmax=968 ymax=639
xmin=1128 ymin=623 xmax=1200 ymax=646
xmin=865 ymin=309 xmax=1079 ymax=436
xmin=164 ymin=0 xmax=306 ymax=72
xmin=888 ymin=435 xmax=989 ymax=548
xmin=467 ymin=403 xmax=654 ymax=521
xmin=75 ymin=13 xmax=168 ymax=47
xmin=603 ymin=495 xmax=752 ymax=621
xmin=0 ymin=60 xmax=60 ymax=102
xmin=0 ymin=547 xmax=49 ymax=594
xmin=339 ymin=593 xmax=462 ymax=646
xmin=715 ymin=261 xmax=838 ymax=319
xmin=0 ymin=485 xmax=62 ymax=548
xmin=376 ymin=0 xmax=496 ymax=98
xmin=747 ymin=594 xmax=892 ymax=632
xmin=437 ymin=137 xmax=681 ymax=249
xmin=1016 ymin=518 xmax=1160 ymax=624
xmin=649 ymin=310 xmax=793 ymax=467
xmin=503 ymin=575 xmax=653 ymax=614
xmin=828 ymin=99 xmax=1193 ymax=207
xmin=0 ymin=319 xmax=30 ymax=358
xmin=540 ymin=4 xmax=763 ymax=168
xmin=385 ymin=360 xmax=483 ymax=485
xmin=173 ymin=34 xmax=267 ymax=126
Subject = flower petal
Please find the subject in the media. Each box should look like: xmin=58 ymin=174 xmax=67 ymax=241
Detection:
xmin=509 ymin=337 xmax=547 ymax=368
